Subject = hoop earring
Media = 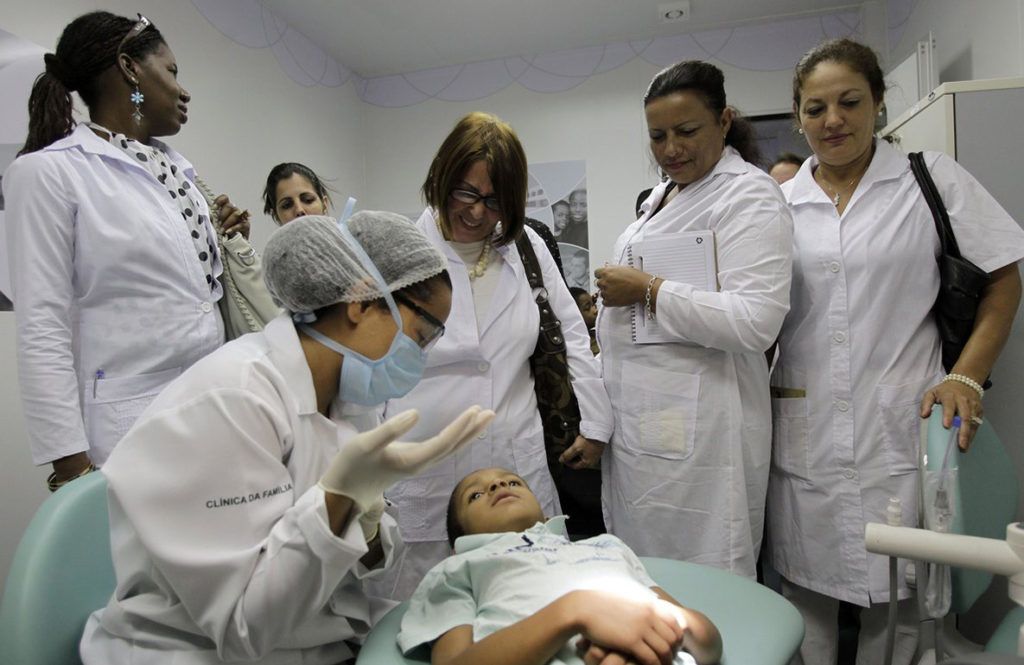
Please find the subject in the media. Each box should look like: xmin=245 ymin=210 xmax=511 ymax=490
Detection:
xmin=130 ymin=81 xmax=144 ymax=125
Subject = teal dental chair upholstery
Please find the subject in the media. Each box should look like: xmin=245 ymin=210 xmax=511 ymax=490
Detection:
xmin=0 ymin=471 xmax=807 ymax=665
xmin=921 ymin=411 xmax=1023 ymax=663
xmin=0 ymin=472 xmax=112 ymax=665
xmin=358 ymin=556 xmax=805 ymax=665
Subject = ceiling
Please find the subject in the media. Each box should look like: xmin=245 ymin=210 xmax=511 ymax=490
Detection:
xmin=263 ymin=0 xmax=861 ymax=78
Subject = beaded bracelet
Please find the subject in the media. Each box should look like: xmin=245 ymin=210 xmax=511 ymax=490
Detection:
xmin=943 ymin=373 xmax=984 ymax=399
xmin=46 ymin=463 xmax=97 ymax=493
xmin=644 ymin=275 xmax=659 ymax=320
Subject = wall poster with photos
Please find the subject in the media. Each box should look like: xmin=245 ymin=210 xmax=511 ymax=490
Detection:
xmin=526 ymin=159 xmax=589 ymax=292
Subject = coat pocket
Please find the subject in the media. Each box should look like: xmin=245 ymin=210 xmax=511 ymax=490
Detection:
xmin=771 ymin=397 xmax=810 ymax=480
xmin=877 ymin=378 xmax=932 ymax=475
xmin=619 ymin=360 xmax=699 ymax=460
xmin=509 ymin=433 xmax=548 ymax=476
xmin=83 ymin=366 xmax=182 ymax=457
xmin=387 ymin=471 xmax=455 ymax=543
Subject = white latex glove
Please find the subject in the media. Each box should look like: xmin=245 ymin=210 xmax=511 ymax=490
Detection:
xmin=319 ymin=405 xmax=495 ymax=513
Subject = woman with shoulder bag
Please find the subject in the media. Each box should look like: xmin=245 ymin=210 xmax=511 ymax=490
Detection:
xmin=371 ymin=112 xmax=614 ymax=600
xmin=2 ymin=11 xmax=249 ymax=487
xmin=768 ymin=38 xmax=1024 ymax=665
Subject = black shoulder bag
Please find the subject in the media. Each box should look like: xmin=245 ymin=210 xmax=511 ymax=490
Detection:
xmin=515 ymin=234 xmax=604 ymax=537
xmin=908 ymin=152 xmax=991 ymax=386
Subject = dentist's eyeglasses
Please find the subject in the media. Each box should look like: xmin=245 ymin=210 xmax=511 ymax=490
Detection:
xmin=450 ymin=188 xmax=501 ymax=212
xmin=393 ymin=293 xmax=445 ymax=350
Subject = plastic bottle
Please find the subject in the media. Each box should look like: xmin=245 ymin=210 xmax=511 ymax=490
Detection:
xmin=933 ymin=416 xmax=961 ymax=534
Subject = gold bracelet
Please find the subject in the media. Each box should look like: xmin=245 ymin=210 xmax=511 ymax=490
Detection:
xmin=46 ymin=463 xmax=96 ymax=493
xmin=943 ymin=373 xmax=984 ymax=399
xmin=644 ymin=275 xmax=659 ymax=320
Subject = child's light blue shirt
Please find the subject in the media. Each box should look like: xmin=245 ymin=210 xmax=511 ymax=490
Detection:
xmin=398 ymin=517 xmax=695 ymax=664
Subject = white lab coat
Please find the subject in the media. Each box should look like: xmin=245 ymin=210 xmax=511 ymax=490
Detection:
xmin=80 ymin=316 xmax=399 ymax=665
xmin=2 ymin=124 xmax=224 ymax=466
xmin=598 ymin=147 xmax=793 ymax=578
xmin=768 ymin=141 xmax=1024 ymax=605
xmin=375 ymin=211 xmax=613 ymax=597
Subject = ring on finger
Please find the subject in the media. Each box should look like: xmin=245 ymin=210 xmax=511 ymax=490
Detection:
xmin=970 ymin=415 xmax=984 ymax=426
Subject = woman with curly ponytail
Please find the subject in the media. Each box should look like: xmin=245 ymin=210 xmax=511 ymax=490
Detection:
xmin=3 ymin=11 xmax=248 ymax=487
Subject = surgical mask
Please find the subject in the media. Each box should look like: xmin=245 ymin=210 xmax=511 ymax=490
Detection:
xmin=301 ymin=324 xmax=426 ymax=406
xmin=299 ymin=199 xmax=428 ymax=406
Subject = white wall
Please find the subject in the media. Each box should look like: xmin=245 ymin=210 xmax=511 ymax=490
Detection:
xmin=0 ymin=0 xmax=366 ymax=598
xmin=362 ymin=57 xmax=794 ymax=269
xmin=891 ymin=0 xmax=1024 ymax=83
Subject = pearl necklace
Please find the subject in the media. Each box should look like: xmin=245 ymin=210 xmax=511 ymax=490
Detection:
xmin=466 ymin=236 xmax=494 ymax=281
xmin=436 ymin=217 xmax=494 ymax=282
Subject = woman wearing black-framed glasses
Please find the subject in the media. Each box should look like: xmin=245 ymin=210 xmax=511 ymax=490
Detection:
xmin=365 ymin=112 xmax=614 ymax=603
xmin=4 ymin=12 xmax=248 ymax=488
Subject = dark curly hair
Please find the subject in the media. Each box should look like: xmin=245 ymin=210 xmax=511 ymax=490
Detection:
xmin=21 ymin=11 xmax=165 ymax=155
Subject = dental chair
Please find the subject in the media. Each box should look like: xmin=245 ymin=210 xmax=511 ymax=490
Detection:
xmin=357 ymin=556 xmax=805 ymax=664
xmin=0 ymin=471 xmax=113 ymax=665
xmin=865 ymin=410 xmax=1024 ymax=665
xmin=931 ymin=411 xmax=1021 ymax=664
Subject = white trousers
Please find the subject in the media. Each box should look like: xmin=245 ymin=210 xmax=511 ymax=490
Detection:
xmin=782 ymin=578 xmax=919 ymax=665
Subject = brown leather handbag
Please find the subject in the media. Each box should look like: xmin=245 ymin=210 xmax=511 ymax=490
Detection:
xmin=515 ymin=234 xmax=603 ymax=537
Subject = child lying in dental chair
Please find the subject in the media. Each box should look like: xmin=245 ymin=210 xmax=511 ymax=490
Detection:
xmin=397 ymin=467 xmax=722 ymax=665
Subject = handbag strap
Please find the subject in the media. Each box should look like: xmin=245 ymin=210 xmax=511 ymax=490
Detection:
xmin=515 ymin=233 xmax=567 ymax=350
xmin=193 ymin=175 xmax=225 ymax=232
xmin=516 ymin=232 xmax=545 ymax=291
xmin=192 ymin=174 xmax=262 ymax=333
xmin=909 ymin=152 xmax=964 ymax=260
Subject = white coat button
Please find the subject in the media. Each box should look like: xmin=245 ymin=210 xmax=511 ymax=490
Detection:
xmin=477 ymin=362 xmax=489 ymax=372
xmin=200 ymin=301 xmax=213 ymax=313
xmin=833 ymin=331 xmax=846 ymax=343
xmin=843 ymin=468 xmax=857 ymax=480
xmin=836 ymin=400 xmax=850 ymax=412
xmin=828 ymin=261 xmax=841 ymax=273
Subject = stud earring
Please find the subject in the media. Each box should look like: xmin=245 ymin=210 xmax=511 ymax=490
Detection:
xmin=798 ymin=128 xmax=804 ymax=135
xmin=130 ymin=80 xmax=144 ymax=125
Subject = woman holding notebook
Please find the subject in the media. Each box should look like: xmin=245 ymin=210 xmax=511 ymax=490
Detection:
xmin=594 ymin=60 xmax=793 ymax=577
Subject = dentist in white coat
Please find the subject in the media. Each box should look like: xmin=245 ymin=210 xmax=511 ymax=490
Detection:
xmin=595 ymin=61 xmax=792 ymax=578
xmin=374 ymin=112 xmax=613 ymax=600
xmin=3 ymin=11 xmax=249 ymax=488
xmin=80 ymin=213 xmax=495 ymax=664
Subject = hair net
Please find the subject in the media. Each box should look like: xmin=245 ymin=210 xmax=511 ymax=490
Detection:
xmin=263 ymin=212 xmax=448 ymax=318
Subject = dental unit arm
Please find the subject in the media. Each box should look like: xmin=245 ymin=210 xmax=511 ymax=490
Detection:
xmin=865 ymin=521 xmax=1024 ymax=657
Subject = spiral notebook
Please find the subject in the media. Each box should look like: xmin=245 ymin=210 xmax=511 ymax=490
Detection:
xmin=628 ymin=230 xmax=717 ymax=344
